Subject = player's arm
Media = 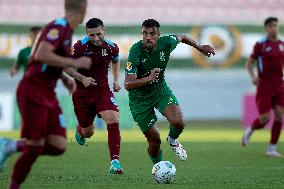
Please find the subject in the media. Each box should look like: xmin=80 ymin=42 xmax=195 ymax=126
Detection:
xmin=111 ymin=43 xmax=121 ymax=92
xmin=112 ymin=60 xmax=121 ymax=92
xmin=124 ymin=67 xmax=160 ymax=91
xmin=60 ymin=72 xmax=76 ymax=94
xmin=10 ymin=51 xmax=24 ymax=76
xmin=175 ymin=34 xmax=215 ymax=57
xmin=246 ymin=42 xmax=260 ymax=85
xmin=34 ymin=41 xmax=91 ymax=69
xmin=64 ymin=67 xmax=97 ymax=87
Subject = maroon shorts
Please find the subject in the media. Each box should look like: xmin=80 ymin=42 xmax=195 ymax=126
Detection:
xmin=72 ymin=89 xmax=119 ymax=128
xmin=256 ymin=86 xmax=284 ymax=114
xmin=16 ymin=81 xmax=66 ymax=139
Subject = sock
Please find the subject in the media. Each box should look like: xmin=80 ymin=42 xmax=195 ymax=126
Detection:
xmin=149 ymin=150 xmax=163 ymax=164
xmin=43 ymin=143 xmax=65 ymax=156
xmin=167 ymin=136 xmax=177 ymax=145
xmin=7 ymin=140 xmax=26 ymax=155
xmin=10 ymin=146 xmax=44 ymax=188
xmin=77 ymin=125 xmax=83 ymax=137
xmin=268 ymin=143 xmax=276 ymax=152
xmin=252 ymin=118 xmax=267 ymax=130
xmin=8 ymin=179 xmax=19 ymax=189
xmin=107 ymin=123 xmax=121 ymax=160
xmin=168 ymin=125 xmax=183 ymax=139
xmin=270 ymin=121 xmax=282 ymax=145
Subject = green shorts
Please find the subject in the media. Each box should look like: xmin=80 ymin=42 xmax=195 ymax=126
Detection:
xmin=129 ymin=86 xmax=179 ymax=133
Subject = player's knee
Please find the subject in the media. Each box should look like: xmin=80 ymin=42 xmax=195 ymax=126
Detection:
xmin=170 ymin=118 xmax=185 ymax=129
xmin=105 ymin=114 xmax=119 ymax=124
xmin=44 ymin=143 xmax=65 ymax=156
xmin=82 ymin=129 xmax=94 ymax=138
xmin=259 ymin=115 xmax=270 ymax=124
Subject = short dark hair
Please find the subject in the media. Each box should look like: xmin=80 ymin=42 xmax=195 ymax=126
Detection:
xmin=30 ymin=26 xmax=41 ymax=33
xmin=65 ymin=0 xmax=87 ymax=12
xmin=264 ymin=17 xmax=278 ymax=26
xmin=142 ymin=19 xmax=160 ymax=29
xmin=86 ymin=18 xmax=104 ymax=28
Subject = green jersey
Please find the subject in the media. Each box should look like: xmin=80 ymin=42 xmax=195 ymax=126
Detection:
xmin=125 ymin=35 xmax=179 ymax=101
xmin=16 ymin=46 xmax=32 ymax=72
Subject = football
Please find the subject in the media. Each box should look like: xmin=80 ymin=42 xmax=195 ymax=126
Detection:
xmin=151 ymin=161 xmax=176 ymax=184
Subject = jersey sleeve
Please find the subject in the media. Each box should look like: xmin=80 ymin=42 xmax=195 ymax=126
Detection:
xmin=41 ymin=25 xmax=65 ymax=49
xmin=250 ymin=42 xmax=261 ymax=60
xmin=111 ymin=43 xmax=120 ymax=63
xmin=126 ymin=45 xmax=139 ymax=75
xmin=166 ymin=35 xmax=179 ymax=52
xmin=71 ymin=41 xmax=84 ymax=58
xmin=16 ymin=49 xmax=25 ymax=68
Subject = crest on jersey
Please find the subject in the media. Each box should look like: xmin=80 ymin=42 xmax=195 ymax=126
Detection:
xmin=160 ymin=51 xmax=165 ymax=61
xmin=191 ymin=25 xmax=242 ymax=68
xmin=102 ymin=49 xmax=108 ymax=56
xmin=47 ymin=28 xmax=59 ymax=41
xmin=279 ymin=44 xmax=284 ymax=52
xmin=126 ymin=62 xmax=132 ymax=71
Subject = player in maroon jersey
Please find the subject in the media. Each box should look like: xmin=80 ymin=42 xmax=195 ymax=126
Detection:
xmin=242 ymin=17 xmax=284 ymax=157
xmin=0 ymin=0 xmax=91 ymax=188
xmin=64 ymin=18 xmax=123 ymax=174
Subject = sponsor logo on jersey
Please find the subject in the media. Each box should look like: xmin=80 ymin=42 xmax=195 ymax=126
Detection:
xmin=126 ymin=62 xmax=132 ymax=71
xmin=265 ymin=46 xmax=272 ymax=52
xmin=47 ymin=28 xmax=59 ymax=41
xmin=102 ymin=49 xmax=108 ymax=56
xmin=279 ymin=44 xmax=284 ymax=52
xmin=160 ymin=51 xmax=165 ymax=61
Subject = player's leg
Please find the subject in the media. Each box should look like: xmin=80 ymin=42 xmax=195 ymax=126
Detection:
xmin=241 ymin=94 xmax=271 ymax=146
xmin=100 ymin=110 xmax=123 ymax=174
xmin=8 ymin=139 xmax=45 ymax=189
xmin=163 ymin=105 xmax=187 ymax=161
xmin=74 ymin=104 xmax=96 ymax=146
xmin=266 ymin=105 xmax=283 ymax=157
xmin=98 ymin=93 xmax=123 ymax=174
xmin=0 ymin=139 xmax=26 ymax=170
xmin=43 ymin=106 xmax=67 ymax=156
xmin=156 ymin=88 xmax=187 ymax=161
xmin=143 ymin=126 xmax=162 ymax=164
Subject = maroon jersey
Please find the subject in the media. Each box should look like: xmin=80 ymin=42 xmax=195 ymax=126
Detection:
xmin=21 ymin=18 xmax=73 ymax=106
xmin=251 ymin=38 xmax=284 ymax=94
xmin=72 ymin=36 xmax=119 ymax=95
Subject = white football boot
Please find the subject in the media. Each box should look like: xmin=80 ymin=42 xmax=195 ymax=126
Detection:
xmin=241 ymin=127 xmax=253 ymax=146
xmin=166 ymin=136 xmax=187 ymax=161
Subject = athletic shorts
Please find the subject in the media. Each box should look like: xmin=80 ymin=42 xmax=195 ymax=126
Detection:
xmin=16 ymin=81 xmax=67 ymax=139
xmin=72 ymin=89 xmax=119 ymax=128
xmin=129 ymin=86 xmax=179 ymax=133
xmin=256 ymin=85 xmax=284 ymax=114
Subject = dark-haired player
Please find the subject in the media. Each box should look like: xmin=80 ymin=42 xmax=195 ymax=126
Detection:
xmin=10 ymin=26 xmax=41 ymax=76
xmin=65 ymin=18 xmax=123 ymax=174
xmin=242 ymin=17 xmax=284 ymax=157
xmin=124 ymin=19 xmax=215 ymax=164
xmin=0 ymin=0 xmax=91 ymax=188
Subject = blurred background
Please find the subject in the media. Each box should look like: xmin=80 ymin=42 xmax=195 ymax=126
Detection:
xmin=0 ymin=0 xmax=284 ymax=131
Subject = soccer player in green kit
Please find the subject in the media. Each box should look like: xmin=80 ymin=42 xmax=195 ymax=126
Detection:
xmin=10 ymin=26 xmax=41 ymax=76
xmin=124 ymin=19 xmax=215 ymax=163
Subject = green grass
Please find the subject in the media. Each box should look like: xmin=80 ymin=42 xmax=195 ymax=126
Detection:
xmin=0 ymin=122 xmax=284 ymax=189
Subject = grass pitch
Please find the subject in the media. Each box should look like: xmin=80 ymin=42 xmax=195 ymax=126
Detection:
xmin=0 ymin=121 xmax=283 ymax=189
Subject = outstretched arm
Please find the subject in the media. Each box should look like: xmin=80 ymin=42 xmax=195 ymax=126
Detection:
xmin=176 ymin=34 xmax=215 ymax=57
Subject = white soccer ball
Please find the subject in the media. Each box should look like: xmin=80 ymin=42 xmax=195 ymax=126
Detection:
xmin=151 ymin=161 xmax=176 ymax=184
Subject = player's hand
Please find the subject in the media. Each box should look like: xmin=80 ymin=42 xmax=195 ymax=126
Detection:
xmin=251 ymin=76 xmax=260 ymax=85
xmin=76 ymin=57 xmax=92 ymax=69
xmin=199 ymin=45 xmax=215 ymax=57
xmin=113 ymin=80 xmax=121 ymax=92
xmin=62 ymin=78 xmax=77 ymax=94
xmin=10 ymin=68 xmax=17 ymax=77
xmin=82 ymin=76 xmax=97 ymax=87
xmin=147 ymin=68 xmax=160 ymax=82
